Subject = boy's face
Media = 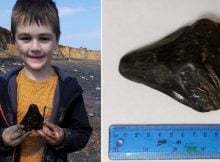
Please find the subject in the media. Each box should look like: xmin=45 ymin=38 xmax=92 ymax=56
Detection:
xmin=15 ymin=23 xmax=58 ymax=72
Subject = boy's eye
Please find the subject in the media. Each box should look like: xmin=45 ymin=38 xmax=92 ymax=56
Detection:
xmin=19 ymin=37 xmax=31 ymax=41
xmin=40 ymin=37 xmax=51 ymax=42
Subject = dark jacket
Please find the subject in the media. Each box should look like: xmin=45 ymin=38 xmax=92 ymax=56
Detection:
xmin=0 ymin=66 xmax=92 ymax=162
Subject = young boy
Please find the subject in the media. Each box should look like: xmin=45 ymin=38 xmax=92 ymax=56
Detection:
xmin=0 ymin=0 xmax=92 ymax=161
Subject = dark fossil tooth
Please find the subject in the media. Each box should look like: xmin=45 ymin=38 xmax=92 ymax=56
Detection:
xmin=119 ymin=18 xmax=220 ymax=112
xmin=20 ymin=104 xmax=44 ymax=131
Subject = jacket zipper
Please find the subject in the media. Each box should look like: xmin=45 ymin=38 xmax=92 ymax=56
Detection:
xmin=41 ymin=146 xmax=47 ymax=162
xmin=0 ymin=104 xmax=16 ymax=162
xmin=12 ymin=149 xmax=16 ymax=162
xmin=0 ymin=104 xmax=10 ymax=127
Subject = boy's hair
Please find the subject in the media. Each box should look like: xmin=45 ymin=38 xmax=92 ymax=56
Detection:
xmin=11 ymin=0 xmax=61 ymax=41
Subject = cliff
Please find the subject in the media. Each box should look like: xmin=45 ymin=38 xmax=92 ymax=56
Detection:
xmin=0 ymin=27 xmax=14 ymax=50
xmin=0 ymin=26 xmax=100 ymax=60
xmin=57 ymin=45 xmax=100 ymax=60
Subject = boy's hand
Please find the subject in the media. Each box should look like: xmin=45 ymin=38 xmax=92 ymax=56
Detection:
xmin=2 ymin=124 xmax=32 ymax=147
xmin=37 ymin=121 xmax=64 ymax=146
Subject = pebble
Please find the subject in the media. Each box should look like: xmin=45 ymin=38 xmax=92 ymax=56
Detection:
xmin=96 ymin=86 xmax=101 ymax=90
xmin=88 ymin=112 xmax=95 ymax=117
xmin=12 ymin=62 xmax=18 ymax=65
xmin=0 ymin=68 xmax=7 ymax=73
xmin=80 ymin=76 xmax=86 ymax=79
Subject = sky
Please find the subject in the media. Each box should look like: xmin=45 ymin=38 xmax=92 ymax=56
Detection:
xmin=0 ymin=0 xmax=101 ymax=50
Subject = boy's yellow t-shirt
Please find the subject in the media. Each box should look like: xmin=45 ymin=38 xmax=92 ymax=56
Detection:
xmin=16 ymin=69 xmax=58 ymax=162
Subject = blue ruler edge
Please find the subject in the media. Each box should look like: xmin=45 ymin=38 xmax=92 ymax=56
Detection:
xmin=109 ymin=124 xmax=220 ymax=160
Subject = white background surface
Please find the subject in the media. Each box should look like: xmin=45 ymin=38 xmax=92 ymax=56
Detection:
xmin=102 ymin=0 xmax=220 ymax=161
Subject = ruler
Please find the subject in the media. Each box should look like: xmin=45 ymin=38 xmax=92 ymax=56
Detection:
xmin=109 ymin=124 xmax=220 ymax=160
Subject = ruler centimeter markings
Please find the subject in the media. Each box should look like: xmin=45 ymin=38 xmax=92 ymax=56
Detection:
xmin=109 ymin=124 xmax=220 ymax=160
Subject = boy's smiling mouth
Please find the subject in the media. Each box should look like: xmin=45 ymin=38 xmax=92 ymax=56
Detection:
xmin=27 ymin=55 xmax=45 ymax=59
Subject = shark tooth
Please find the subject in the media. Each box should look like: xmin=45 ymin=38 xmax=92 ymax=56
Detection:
xmin=119 ymin=18 xmax=220 ymax=112
xmin=20 ymin=104 xmax=44 ymax=131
